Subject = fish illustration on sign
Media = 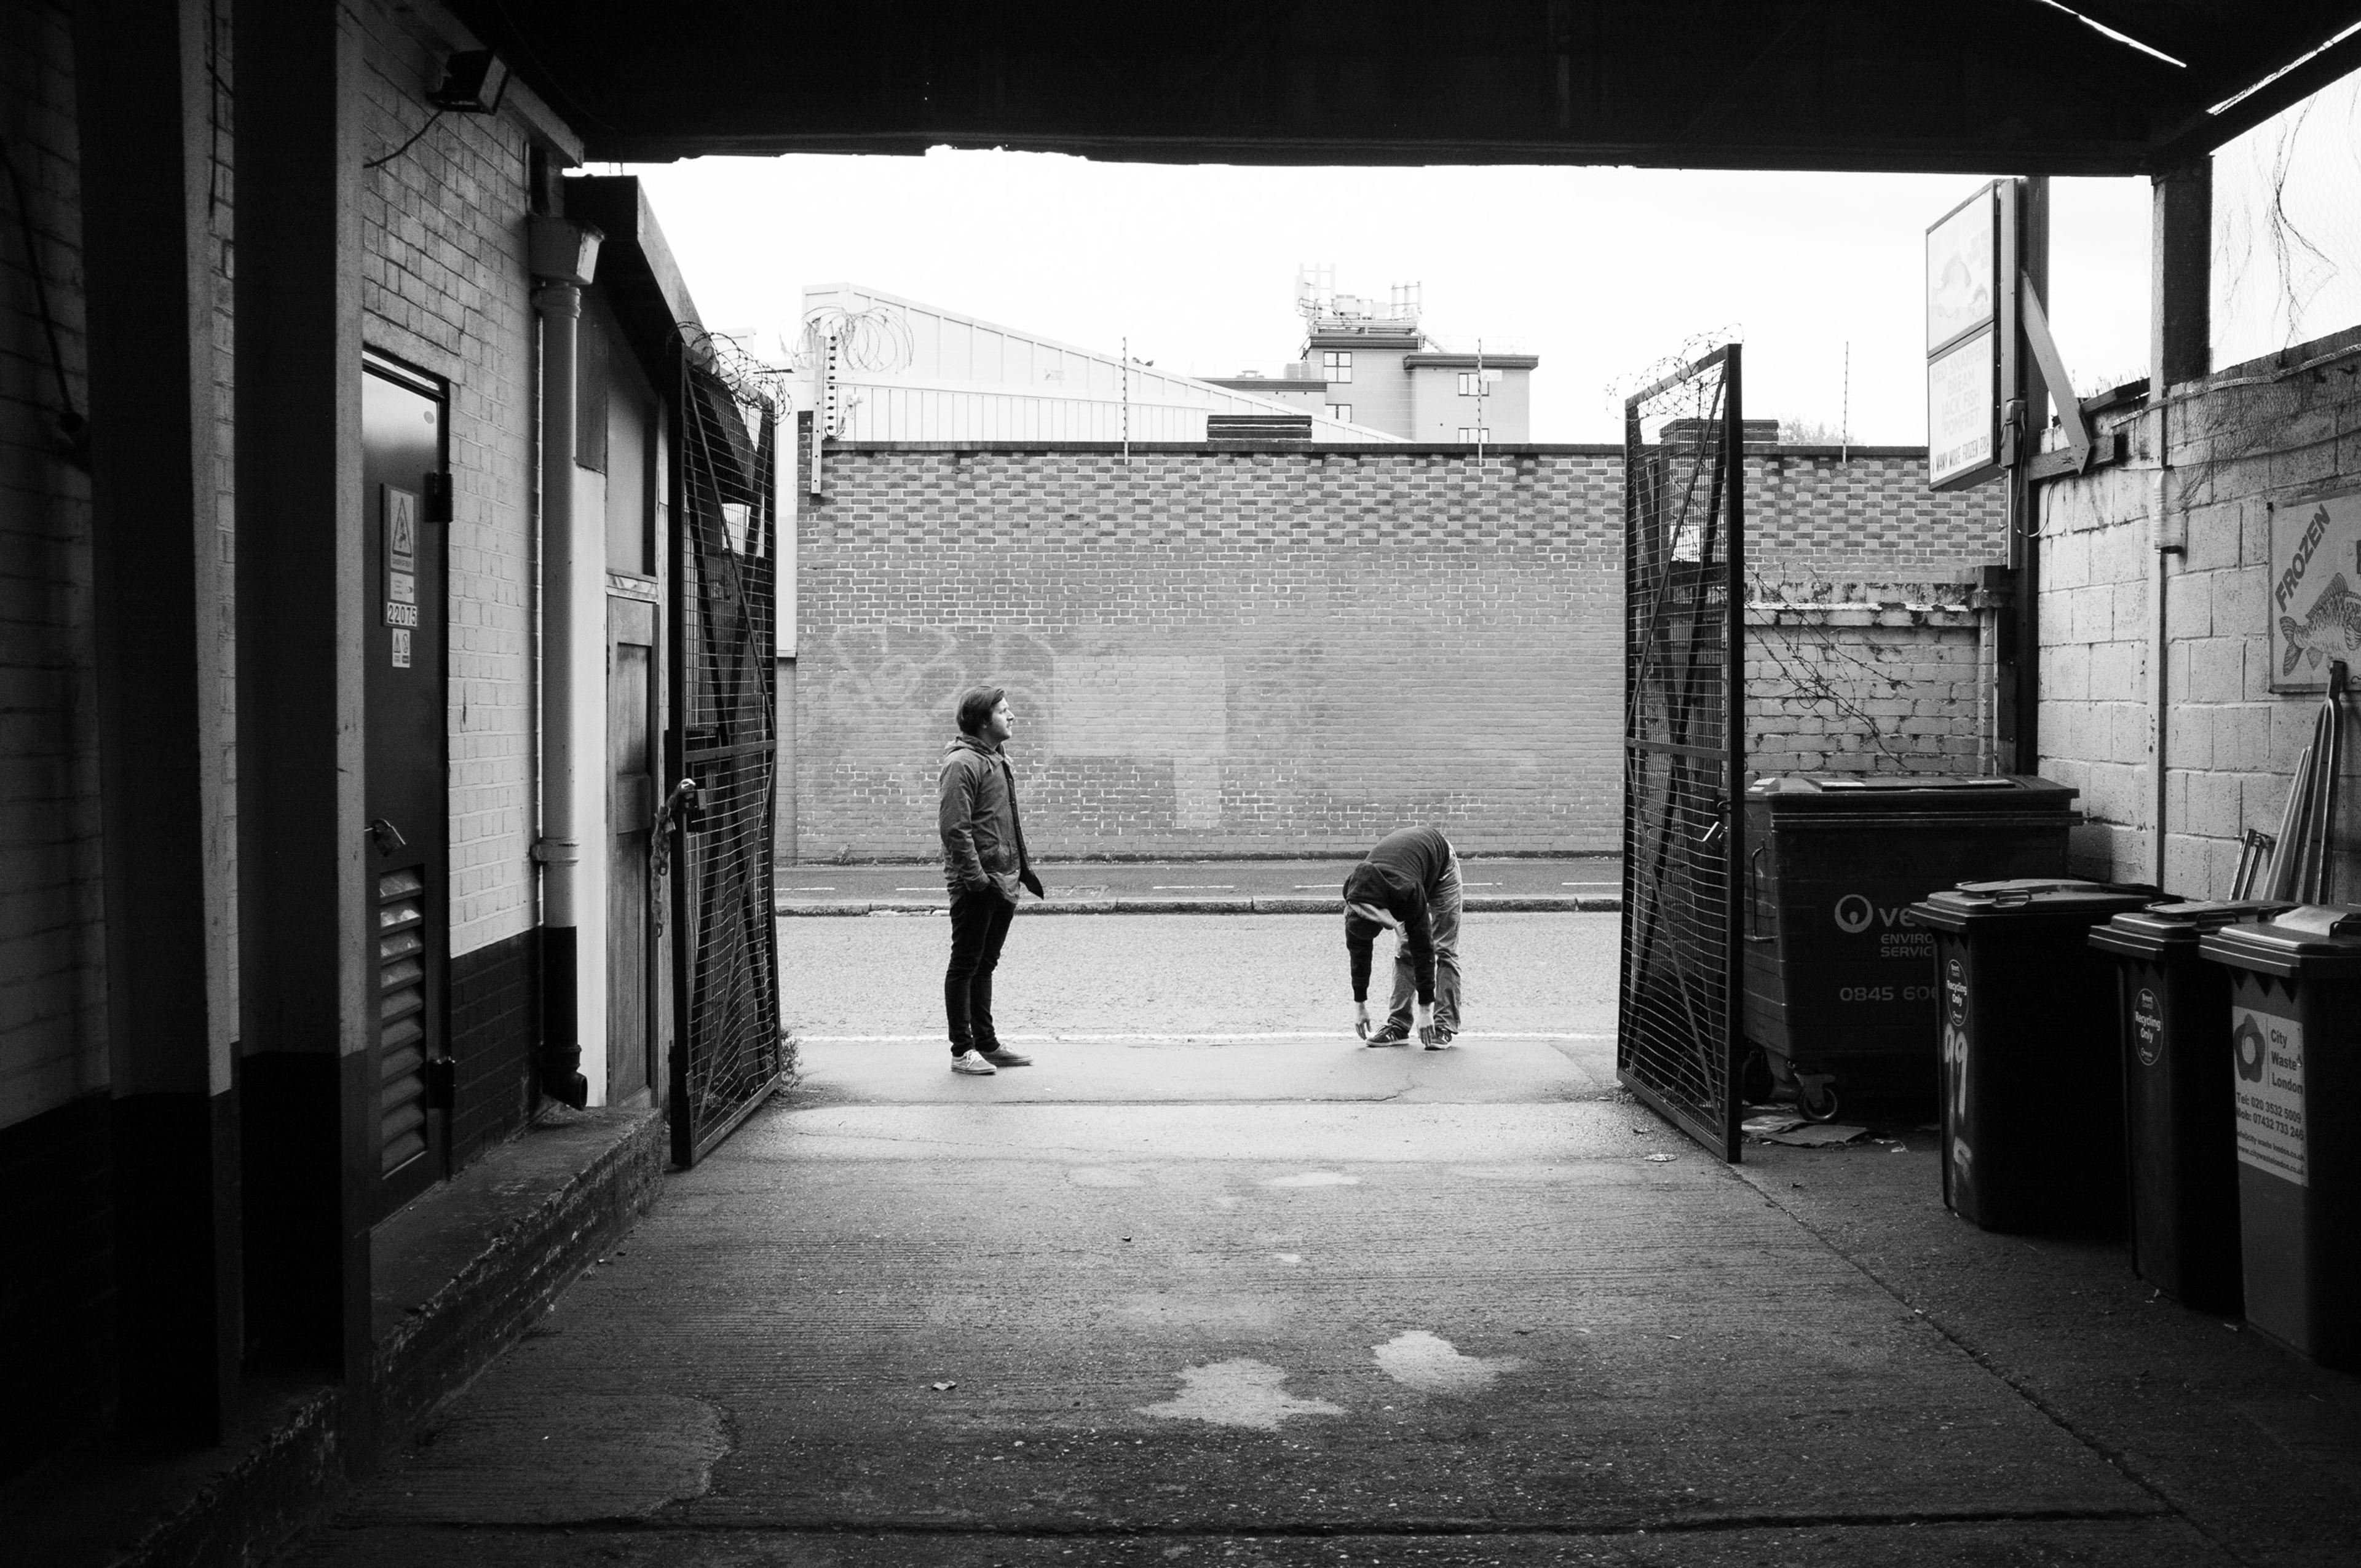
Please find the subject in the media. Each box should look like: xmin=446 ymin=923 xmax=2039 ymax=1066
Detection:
xmin=2280 ymin=572 xmax=2361 ymax=675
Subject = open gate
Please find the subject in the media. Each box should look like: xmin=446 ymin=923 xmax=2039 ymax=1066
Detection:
xmin=667 ymin=338 xmax=785 ymax=1167
xmin=1618 ymin=344 xmax=1746 ymax=1162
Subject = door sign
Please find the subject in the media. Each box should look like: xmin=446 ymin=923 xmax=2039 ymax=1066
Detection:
xmin=386 ymin=485 xmax=419 ymax=617
xmin=2231 ymin=1007 xmax=2306 ymax=1186
xmin=2267 ymin=489 xmax=2361 ymax=691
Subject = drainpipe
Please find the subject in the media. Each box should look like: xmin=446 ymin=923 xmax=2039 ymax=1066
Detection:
xmin=2151 ymin=410 xmax=2183 ymax=891
xmin=529 ymin=215 xmax=601 ymax=1107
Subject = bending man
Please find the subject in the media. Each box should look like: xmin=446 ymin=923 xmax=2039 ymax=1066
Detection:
xmin=1342 ymin=824 xmax=1463 ymax=1048
xmin=939 ymin=685 xmax=1046 ymax=1075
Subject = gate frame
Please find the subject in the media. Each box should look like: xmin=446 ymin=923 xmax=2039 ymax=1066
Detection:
xmin=665 ymin=341 xmax=786 ymax=1169
xmin=1617 ymin=343 xmax=1746 ymax=1163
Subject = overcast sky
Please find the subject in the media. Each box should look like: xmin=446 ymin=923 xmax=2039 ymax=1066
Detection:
xmin=623 ymin=152 xmax=2154 ymax=446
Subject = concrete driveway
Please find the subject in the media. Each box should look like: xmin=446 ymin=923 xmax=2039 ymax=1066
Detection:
xmin=275 ymin=913 xmax=2359 ymax=1566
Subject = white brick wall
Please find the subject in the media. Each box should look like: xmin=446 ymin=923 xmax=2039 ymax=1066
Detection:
xmin=0 ymin=0 xmax=107 ymax=1130
xmin=357 ymin=2 xmax=537 ymax=956
xmin=2039 ymin=327 xmax=2361 ymax=893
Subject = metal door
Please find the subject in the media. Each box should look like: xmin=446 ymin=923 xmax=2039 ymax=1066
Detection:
xmin=667 ymin=343 xmax=784 ymax=1166
xmin=609 ymin=597 xmax=658 ymax=1106
xmin=1618 ymin=344 xmax=1746 ymax=1162
xmin=361 ymin=352 xmax=450 ymax=1214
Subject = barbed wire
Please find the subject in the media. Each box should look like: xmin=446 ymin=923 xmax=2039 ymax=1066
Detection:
xmin=673 ymin=323 xmax=786 ymax=415
xmin=1606 ymin=324 xmax=1747 ymax=418
xmin=793 ymin=303 xmax=914 ymax=375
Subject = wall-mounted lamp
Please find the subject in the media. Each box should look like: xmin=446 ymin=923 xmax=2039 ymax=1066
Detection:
xmin=427 ymin=49 xmax=510 ymax=114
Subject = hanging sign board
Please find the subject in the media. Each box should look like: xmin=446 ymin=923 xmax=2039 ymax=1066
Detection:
xmin=1925 ymin=183 xmax=2004 ymax=492
xmin=1928 ymin=328 xmax=1998 ymax=487
xmin=2267 ymin=489 xmax=2361 ymax=691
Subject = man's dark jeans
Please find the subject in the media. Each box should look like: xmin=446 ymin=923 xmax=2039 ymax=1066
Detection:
xmin=945 ymin=886 xmax=1018 ymax=1055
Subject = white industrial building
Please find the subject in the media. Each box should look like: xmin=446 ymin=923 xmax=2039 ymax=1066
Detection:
xmin=796 ymin=283 xmax=1401 ymax=443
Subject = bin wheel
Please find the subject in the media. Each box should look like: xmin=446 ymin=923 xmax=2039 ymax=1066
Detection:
xmin=1796 ymin=1074 xmax=1841 ymax=1123
xmin=1740 ymin=1048 xmax=1776 ymax=1104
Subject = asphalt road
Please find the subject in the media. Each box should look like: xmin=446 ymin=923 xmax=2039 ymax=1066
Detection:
xmin=274 ymin=912 xmax=2361 ymax=1568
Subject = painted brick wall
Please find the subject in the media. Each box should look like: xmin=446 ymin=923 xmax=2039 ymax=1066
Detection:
xmin=1747 ymin=585 xmax=1992 ymax=778
xmin=2039 ymin=327 xmax=2361 ymax=892
xmin=0 ymin=0 xmax=107 ymax=1134
xmin=791 ymin=441 xmax=2006 ymax=860
xmin=357 ymin=4 xmax=537 ymax=957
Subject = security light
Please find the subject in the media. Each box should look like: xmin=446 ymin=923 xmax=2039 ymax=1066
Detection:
xmin=428 ymin=50 xmax=510 ymax=114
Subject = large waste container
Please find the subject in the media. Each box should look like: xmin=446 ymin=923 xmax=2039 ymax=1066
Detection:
xmin=2089 ymin=900 xmax=2290 ymax=1313
xmin=1741 ymin=775 xmax=2079 ymax=1121
xmin=1903 ymin=879 xmax=2158 ymax=1232
xmin=2199 ymin=907 xmax=2361 ymax=1369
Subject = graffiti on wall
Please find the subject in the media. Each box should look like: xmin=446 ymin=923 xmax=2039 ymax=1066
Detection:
xmin=1053 ymin=654 xmax=1227 ymax=828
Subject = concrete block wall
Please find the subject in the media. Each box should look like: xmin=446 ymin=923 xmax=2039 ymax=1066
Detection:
xmin=357 ymin=5 xmax=537 ymax=956
xmin=793 ymin=441 xmax=2006 ymax=860
xmin=2036 ymin=327 xmax=2361 ymax=892
xmin=0 ymin=0 xmax=106 ymax=1137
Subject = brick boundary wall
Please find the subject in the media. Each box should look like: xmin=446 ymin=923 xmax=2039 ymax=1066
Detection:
xmin=789 ymin=438 xmax=2006 ymax=861
xmin=2038 ymin=325 xmax=2361 ymax=891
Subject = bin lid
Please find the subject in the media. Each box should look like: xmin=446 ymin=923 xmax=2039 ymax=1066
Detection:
xmin=2088 ymin=898 xmax=2295 ymax=957
xmin=2199 ymin=905 xmax=2361 ymax=978
xmin=1902 ymin=877 xmax=2160 ymax=932
xmin=1746 ymin=774 xmax=2081 ymax=816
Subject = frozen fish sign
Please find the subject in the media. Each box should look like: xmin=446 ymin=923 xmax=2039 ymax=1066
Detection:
xmin=2269 ymin=490 xmax=2361 ymax=691
xmin=2231 ymin=1007 xmax=2306 ymax=1186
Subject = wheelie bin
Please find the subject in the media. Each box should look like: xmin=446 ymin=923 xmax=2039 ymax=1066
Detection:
xmin=1741 ymin=775 xmax=2079 ymax=1122
xmin=2199 ymin=906 xmax=2361 ymax=1369
xmin=2089 ymin=900 xmax=2291 ymax=1313
xmin=1902 ymin=878 xmax=2159 ymax=1232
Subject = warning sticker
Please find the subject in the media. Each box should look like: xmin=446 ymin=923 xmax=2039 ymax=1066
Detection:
xmin=2232 ymin=1007 xmax=2306 ymax=1186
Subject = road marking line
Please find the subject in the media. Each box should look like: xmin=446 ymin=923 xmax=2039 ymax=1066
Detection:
xmin=1151 ymin=884 xmax=1236 ymax=890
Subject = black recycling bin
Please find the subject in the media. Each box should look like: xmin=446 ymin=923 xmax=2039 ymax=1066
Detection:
xmin=1903 ymin=879 xmax=2159 ymax=1233
xmin=2089 ymin=900 xmax=2291 ymax=1313
xmin=1741 ymin=775 xmax=2078 ymax=1122
xmin=2199 ymin=907 xmax=2361 ymax=1370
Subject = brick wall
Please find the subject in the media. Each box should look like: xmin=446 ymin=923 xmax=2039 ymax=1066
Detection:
xmin=0 ymin=0 xmax=107 ymax=1134
xmin=2038 ymin=326 xmax=2361 ymax=892
xmin=357 ymin=3 xmax=537 ymax=956
xmin=791 ymin=441 xmax=2006 ymax=860
xmin=1747 ymin=584 xmax=1993 ymax=778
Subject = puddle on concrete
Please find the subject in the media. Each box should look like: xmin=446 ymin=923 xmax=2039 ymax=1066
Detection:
xmin=1372 ymin=1330 xmax=1525 ymax=1395
xmin=1264 ymin=1171 xmax=1360 ymax=1187
xmin=1137 ymin=1359 xmax=1346 ymax=1430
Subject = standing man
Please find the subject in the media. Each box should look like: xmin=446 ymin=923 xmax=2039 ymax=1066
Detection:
xmin=1343 ymin=825 xmax=1463 ymax=1048
xmin=940 ymin=685 xmax=1046 ymax=1075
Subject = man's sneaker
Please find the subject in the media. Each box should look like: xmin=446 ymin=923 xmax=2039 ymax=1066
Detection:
xmin=1364 ymin=1023 xmax=1412 ymax=1047
xmin=951 ymin=1050 xmax=998 ymax=1075
xmin=1423 ymin=1027 xmax=1457 ymax=1051
xmin=979 ymin=1047 xmax=1033 ymax=1067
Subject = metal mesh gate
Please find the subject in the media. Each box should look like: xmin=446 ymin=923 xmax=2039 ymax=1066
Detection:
xmin=668 ymin=339 xmax=785 ymax=1167
xmin=1618 ymin=344 xmax=1745 ymax=1162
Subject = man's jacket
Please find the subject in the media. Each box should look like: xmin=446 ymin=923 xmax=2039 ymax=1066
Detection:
xmin=1342 ymin=825 xmax=1453 ymax=1003
xmin=938 ymin=734 xmax=1032 ymax=901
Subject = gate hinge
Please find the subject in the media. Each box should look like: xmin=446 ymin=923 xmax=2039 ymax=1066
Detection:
xmin=532 ymin=837 xmax=580 ymax=866
xmin=422 ymin=1056 xmax=455 ymax=1110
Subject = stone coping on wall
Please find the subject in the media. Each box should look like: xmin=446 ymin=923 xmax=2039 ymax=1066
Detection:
xmin=824 ymin=439 xmax=1936 ymax=459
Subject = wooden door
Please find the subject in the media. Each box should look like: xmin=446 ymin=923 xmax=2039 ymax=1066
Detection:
xmin=362 ymin=353 xmax=449 ymax=1214
xmin=609 ymin=597 xmax=658 ymax=1104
